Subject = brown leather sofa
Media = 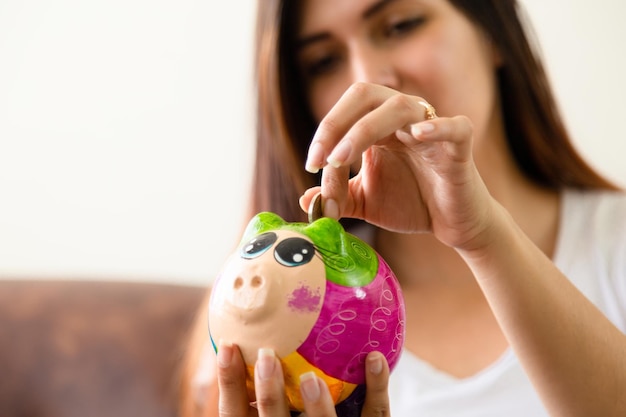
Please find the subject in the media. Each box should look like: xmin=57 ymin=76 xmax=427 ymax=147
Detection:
xmin=0 ymin=280 xmax=207 ymax=417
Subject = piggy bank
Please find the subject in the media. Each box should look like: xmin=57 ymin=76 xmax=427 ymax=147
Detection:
xmin=208 ymin=212 xmax=405 ymax=412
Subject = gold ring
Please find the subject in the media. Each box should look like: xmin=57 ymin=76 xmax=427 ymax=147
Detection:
xmin=418 ymin=100 xmax=437 ymax=120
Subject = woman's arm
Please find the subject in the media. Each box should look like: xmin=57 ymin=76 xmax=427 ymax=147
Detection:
xmin=459 ymin=201 xmax=626 ymax=417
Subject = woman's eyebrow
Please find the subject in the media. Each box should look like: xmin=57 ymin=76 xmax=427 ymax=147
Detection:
xmin=363 ymin=0 xmax=398 ymax=20
xmin=296 ymin=33 xmax=331 ymax=50
xmin=296 ymin=0 xmax=399 ymax=49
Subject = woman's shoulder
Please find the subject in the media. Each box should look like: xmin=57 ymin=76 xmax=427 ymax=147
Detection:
xmin=559 ymin=188 xmax=626 ymax=256
xmin=559 ymin=188 xmax=626 ymax=330
xmin=564 ymin=187 xmax=626 ymax=207
xmin=562 ymin=188 xmax=626 ymax=233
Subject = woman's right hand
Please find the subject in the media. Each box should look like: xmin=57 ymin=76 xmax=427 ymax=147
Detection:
xmin=216 ymin=341 xmax=391 ymax=417
xmin=299 ymin=82 xmax=498 ymax=253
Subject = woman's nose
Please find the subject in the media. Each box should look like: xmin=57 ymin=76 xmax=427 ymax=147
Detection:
xmin=349 ymin=43 xmax=399 ymax=89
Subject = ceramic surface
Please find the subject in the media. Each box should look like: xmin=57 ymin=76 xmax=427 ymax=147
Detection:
xmin=208 ymin=212 xmax=405 ymax=411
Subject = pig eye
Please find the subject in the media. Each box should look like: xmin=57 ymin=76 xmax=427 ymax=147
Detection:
xmin=241 ymin=232 xmax=278 ymax=259
xmin=274 ymin=238 xmax=316 ymax=267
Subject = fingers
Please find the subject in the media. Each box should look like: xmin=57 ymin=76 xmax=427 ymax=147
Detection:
xmin=216 ymin=341 xmax=252 ymax=417
xmin=293 ymin=353 xmax=392 ymax=417
xmin=319 ymin=164 xmax=351 ymax=220
xmin=307 ymin=86 xmax=428 ymax=173
xmin=305 ymin=83 xmax=392 ymax=174
xmin=300 ymin=83 xmax=477 ymax=227
xmin=362 ymin=352 xmax=391 ymax=417
xmin=397 ymin=115 xmax=474 ymax=155
xmin=218 ymin=344 xmax=293 ymax=417
xmin=299 ymin=187 xmax=320 ymax=211
xmin=304 ymin=117 xmax=473 ymax=221
xmin=298 ymin=372 xmax=338 ymax=417
xmin=254 ymin=348 xmax=291 ymax=417
xmin=299 ymin=164 xmax=349 ymax=221
xmin=326 ymin=94 xmax=426 ymax=168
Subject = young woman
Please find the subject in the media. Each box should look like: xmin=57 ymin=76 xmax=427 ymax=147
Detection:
xmin=180 ymin=1 xmax=626 ymax=416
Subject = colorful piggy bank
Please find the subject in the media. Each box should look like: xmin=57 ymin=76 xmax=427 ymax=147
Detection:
xmin=208 ymin=212 xmax=405 ymax=412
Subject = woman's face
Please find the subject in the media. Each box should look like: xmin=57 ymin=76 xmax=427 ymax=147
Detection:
xmin=295 ymin=0 xmax=502 ymax=145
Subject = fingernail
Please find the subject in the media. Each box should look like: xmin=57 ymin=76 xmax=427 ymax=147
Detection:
xmin=298 ymin=194 xmax=307 ymax=211
xmin=327 ymin=140 xmax=352 ymax=168
xmin=305 ymin=142 xmax=324 ymax=174
xmin=323 ymin=198 xmax=339 ymax=219
xmin=256 ymin=348 xmax=276 ymax=380
xmin=395 ymin=128 xmax=414 ymax=142
xmin=368 ymin=352 xmax=383 ymax=375
xmin=299 ymin=372 xmax=321 ymax=402
xmin=217 ymin=340 xmax=233 ymax=369
xmin=411 ymin=122 xmax=435 ymax=137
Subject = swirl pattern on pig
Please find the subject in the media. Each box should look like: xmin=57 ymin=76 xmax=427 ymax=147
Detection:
xmin=296 ymin=254 xmax=405 ymax=384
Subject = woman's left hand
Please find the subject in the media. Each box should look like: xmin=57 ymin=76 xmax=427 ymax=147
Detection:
xmin=216 ymin=341 xmax=391 ymax=417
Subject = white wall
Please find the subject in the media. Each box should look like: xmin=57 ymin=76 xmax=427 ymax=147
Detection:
xmin=520 ymin=0 xmax=626 ymax=186
xmin=1 ymin=1 xmax=624 ymax=287
xmin=0 ymin=0 xmax=256 ymax=286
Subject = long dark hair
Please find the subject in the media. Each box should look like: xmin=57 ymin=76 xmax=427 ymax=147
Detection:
xmin=250 ymin=0 xmax=618 ymax=223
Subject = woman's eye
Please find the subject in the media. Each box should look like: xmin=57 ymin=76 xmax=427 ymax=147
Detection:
xmin=384 ymin=16 xmax=425 ymax=38
xmin=303 ymin=54 xmax=340 ymax=78
xmin=241 ymin=232 xmax=278 ymax=259
xmin=274 ymin=237 xmax=316 ymax=267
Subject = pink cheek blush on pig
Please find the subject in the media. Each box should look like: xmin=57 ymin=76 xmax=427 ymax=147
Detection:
xmin=208 ymin=212 xmax=405 ymax=415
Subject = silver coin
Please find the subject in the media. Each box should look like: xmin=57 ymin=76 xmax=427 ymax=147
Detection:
xmin=307 ymin=192 xmax=323 ymax=223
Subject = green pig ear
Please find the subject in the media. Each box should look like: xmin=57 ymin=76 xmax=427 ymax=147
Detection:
xmin=240 ymin=212 xmax=289 ymax=245
xmin=303 ymin=217 xmax=378 ymax=287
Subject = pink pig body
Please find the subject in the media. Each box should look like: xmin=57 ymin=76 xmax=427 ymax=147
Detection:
xmin=297 ymin=254 xmax=404 ymax=384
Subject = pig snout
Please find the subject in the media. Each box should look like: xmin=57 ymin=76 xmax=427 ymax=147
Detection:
xmin=228 ymin=271 xmax=271 ymax=311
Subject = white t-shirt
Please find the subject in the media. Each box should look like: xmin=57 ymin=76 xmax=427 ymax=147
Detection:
xmin=388 ymin=189 xmax=626 ymax=416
